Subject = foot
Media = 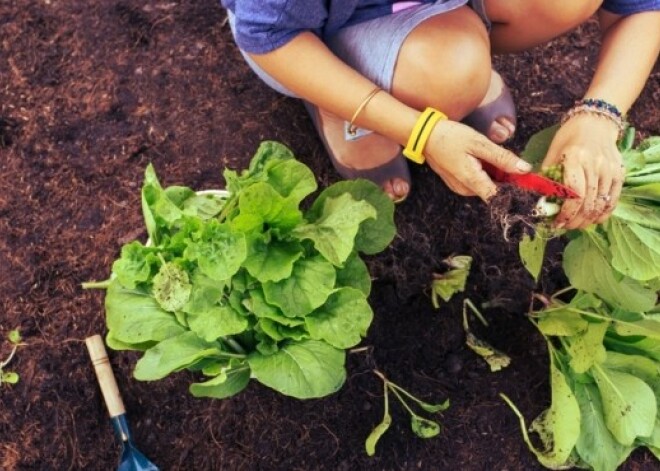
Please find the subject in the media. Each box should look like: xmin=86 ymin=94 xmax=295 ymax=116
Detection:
xmin=463 ymin=70 xmax=516 ymax=144
xmin=305 ymin=103 xmax=411 ymax=202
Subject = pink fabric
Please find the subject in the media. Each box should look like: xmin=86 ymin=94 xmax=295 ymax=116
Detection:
xmin=392 ymin=1 xmax=423 ymax=13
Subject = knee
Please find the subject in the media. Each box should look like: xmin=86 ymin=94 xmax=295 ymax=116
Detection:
xmin=400 ymin=29 xmax=491 ymax=117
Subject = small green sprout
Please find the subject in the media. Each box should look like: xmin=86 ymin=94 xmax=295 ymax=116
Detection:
xmin=1 ymin=329 xmax=22 ymax=385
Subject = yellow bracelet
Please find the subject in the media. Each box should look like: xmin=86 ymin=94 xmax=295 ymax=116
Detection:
xmin=347 ymin=86 xmax=382 ymax=137
xmin=403 ymin=107 xmax=447 ymax=164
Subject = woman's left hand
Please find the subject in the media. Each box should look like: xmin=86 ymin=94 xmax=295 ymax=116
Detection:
xmin=542 ymin=114 xmax=625 ymax=229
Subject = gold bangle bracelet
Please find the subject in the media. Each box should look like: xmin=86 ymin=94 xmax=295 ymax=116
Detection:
xmin=347 ymin=86 xmax=382 ymax=137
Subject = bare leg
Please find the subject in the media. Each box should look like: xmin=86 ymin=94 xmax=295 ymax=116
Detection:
xmin=315 ymin=7 xmax=491 ymax=201
xmin=484 ymin=0 xmax=603 ymax=53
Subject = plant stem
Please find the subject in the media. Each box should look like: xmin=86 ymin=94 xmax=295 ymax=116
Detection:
xmin=217 ymin=195 xmax=238 ymax=223
xmin=223 ymin=337 xmax=246 ymax=355
xmin=0 ymin=345 xmax=17 ymax=369
xmin=81 ymin=280 xmax=112 ymax=290
xmin=388 ymin=385 xmax=417 ymax=417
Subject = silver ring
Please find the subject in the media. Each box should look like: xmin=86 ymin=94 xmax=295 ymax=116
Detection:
xmin=598 ymin=194 xmax=612 ymax=203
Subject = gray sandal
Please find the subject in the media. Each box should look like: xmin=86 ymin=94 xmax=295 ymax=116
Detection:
xmin=463 ymin=81 xmax=517 ymax=142
xmin=304 ymin=101 xmax=411 ymax=202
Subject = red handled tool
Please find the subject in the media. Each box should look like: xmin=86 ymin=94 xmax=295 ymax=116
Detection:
xmin=481 ymin=162 xmax=580 ymax=199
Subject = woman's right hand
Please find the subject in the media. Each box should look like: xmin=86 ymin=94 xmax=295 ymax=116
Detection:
xmin=423 ymin=120 xmax=532 ymax=201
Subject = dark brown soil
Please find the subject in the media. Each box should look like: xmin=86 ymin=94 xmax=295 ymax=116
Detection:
xmin=0 ymin=2 xmax=658 ymax=470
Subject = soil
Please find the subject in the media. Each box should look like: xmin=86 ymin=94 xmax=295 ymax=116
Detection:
xmin=0 ymin=2 xmax=658 ymax=470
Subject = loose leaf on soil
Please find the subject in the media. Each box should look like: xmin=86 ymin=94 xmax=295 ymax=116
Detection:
xmin=411 ymin=416 xmax=441 ymax=438
xmin=431 ymin=255 xmax=472 ymax=307
xmin=462 ymin=299 xmax=511 ymax=372
xmin=247 ymin=340 xmax=346 ymax=399
xmin=365 ymin=412 xmax=392 ymax=457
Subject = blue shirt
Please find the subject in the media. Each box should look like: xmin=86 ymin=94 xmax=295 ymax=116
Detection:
xmin=222 ymin=0 xmax=660 ymax=54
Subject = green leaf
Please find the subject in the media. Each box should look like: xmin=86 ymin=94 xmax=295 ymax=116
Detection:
xmin=231 ymin=182 xmax=303 ymax=232
xmin=141 ymin=164 xmax=184 ymax=244
xmin=105 ymin=280 xmax=185 ymax=345
xmin=536 ymin=309 xmax=589 ymax=337
xmin=187 ymin=304 xmax=248 ymax=342
xmin=501 ymin=357 xmax=581 ymax=470
xmin=152 ymin=262 xmax=192 ymax=312
xmin=305 ymin=287 xmax=373 ymax=349
xmin=411 ymin=416 xmax=441 ymax=438
xmin=243 ymin=237 xmax=303 ymax=283
xmin=248 ymin=340 xmax=346 ymax=399
xmin=263 ymin=158 xmax=318 ymax=204
xmin=8 ymin=330 xmax=21 ymax=345
xmin=519 ymin=231 xmax=548 ymax=282
xmin=574 ymin=382 xmax=634 ymax=471
xmin=184 ymin=220 xmax=247 ymax=281
xmin=307 ymin=179 xmax=396 ymax=255
xmin=365 ymin=412 xmax=392 ymax=457
xmin=223 ymin=141 xmax=295 ymax=194
xmin=592 ymin=365 xmax=656 ymax=446
xmin=613 ymin=315 xmax=660 ymax=339
xmin=335 ymin=251 xmax=371 ymax=296
xmin=520 ymin=124 xmax=559 ymax=169
xmin=189 ymin=361 xmax=251 ymax=399
xmin=566 ymin=321 xmax=609 ymax=374
xmin=1 ymin=372 xmax=19 ymax=384
xmin=293 ymin=193 xmax=376 ymax=266
xmin=134 ymin=331 xmax=224 ymax=381
xmin=182 ymin=192 xmax=227 ymax=219
xmin=263 ymin=256 xmax=336 ymax=318
xmin=111 ymin=241 xmax=157 ymax=289
xmin=608 ymin=218 xmax=660 ymax=281
xmin=613 ymin=199 xmax=660 ymax=230
xmin=530 ymin=359 xmax=582 ymax=468
xmin=244 ymin=289 xmax=304 ymax=327
xmin=563 ymin=234 xmax=656 ymax=312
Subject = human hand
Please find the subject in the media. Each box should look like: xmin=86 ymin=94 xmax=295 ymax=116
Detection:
xmin=423 ymin=120 xmax=532 ymax=201
xmin=542 ymin=114 xmax=624 ymax=229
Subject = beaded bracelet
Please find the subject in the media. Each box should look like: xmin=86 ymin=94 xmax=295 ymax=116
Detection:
xmin=560 ymin=98 xmax=626 ymax=135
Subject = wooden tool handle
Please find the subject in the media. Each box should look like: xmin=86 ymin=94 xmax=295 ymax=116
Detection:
xmin=86 ymin=334 xmax=126 ymax=417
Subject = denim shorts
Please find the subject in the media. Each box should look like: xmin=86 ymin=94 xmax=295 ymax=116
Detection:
xmin=228 ymin=0 xmax=490 ymax=98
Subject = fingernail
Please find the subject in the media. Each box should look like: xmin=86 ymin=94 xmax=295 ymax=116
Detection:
xmin=516 ymin=160 xmax=532 ymax=172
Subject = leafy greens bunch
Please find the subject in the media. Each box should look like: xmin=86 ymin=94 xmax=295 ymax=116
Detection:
xmin=86 ymin=141 xmax=396 ymax=400
xmin=503 ymin=290 xmax=660 ymax=471
xmin=520 ymin=127 xmax=660 ymax=302
xmin=510 ymin=128 xmax=660 ymax=471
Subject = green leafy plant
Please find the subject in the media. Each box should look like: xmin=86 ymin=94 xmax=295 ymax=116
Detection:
xmin=503 ymin=290 xmax=660 ymax=471
xmin=84 ymin=141 xmax=396 ymax=400
xmin=1 ymin=330 xmax=21 ymax=386
xmin=365 ymin=369 xmax=449 ymax=456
